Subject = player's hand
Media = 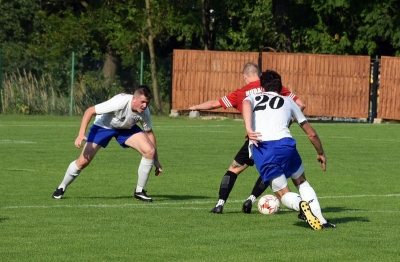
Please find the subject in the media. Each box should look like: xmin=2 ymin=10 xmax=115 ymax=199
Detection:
xmin=317 ymin=154 xmax=326 ymax=171
xmin=247 ymin=130 xmax=262 ymax=147
xmin=154 ymin=160 xmax=163 ymax=176
xmin=74 ymin=134 xmax=87 ymax=149
xmin=188 ymin=106 xmax=196 ymax=111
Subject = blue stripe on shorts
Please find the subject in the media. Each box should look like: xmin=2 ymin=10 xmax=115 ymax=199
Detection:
xmin=86 ymin=124 xmax=143 ymax=148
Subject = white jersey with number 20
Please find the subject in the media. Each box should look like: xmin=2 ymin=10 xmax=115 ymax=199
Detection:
xmin=243 ymin=92 xmax=307 ymax=142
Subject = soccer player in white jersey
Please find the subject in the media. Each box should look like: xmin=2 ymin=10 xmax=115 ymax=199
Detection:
xmin=52 ymin=85 xmax=162 ymax=202
xmin=242 ymin=70 xmax=335 ymax=229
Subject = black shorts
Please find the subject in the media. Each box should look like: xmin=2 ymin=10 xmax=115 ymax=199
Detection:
xmin=234 ymin=140 xmax=254 ymax=166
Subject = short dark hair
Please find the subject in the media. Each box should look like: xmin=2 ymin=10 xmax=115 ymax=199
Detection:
xmin=134 ymin=85 xmax=152 ymax=100
xmin=260 ymin=70 xmax=282 ymax=93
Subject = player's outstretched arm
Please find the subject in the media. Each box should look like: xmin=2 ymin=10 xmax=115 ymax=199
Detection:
xmin=299 ymin=121 xmax=326 ymax=171
xmin=189 ymin=100 xmax=222 ymax=111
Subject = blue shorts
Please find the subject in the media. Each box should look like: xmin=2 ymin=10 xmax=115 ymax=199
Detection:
xmin=252 ymin=138 xmax=303 ymax=184
xmin=86 ymin=124 xmax=143 ymax=148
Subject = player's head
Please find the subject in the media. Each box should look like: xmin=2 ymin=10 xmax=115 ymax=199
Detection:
xmin=260 ymin=70 xmax=282 ymax=93
xmin=242 ymin=62 xmax=260 ymax=84
xmin=132 ymin=85 xmax=152 ymax=113
xmin=134 ymin=85 xmax=152 ymax=100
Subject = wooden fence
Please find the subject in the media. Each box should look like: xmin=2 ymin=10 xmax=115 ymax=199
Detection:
xmin=172 ymin=49 xmax=400 ymax=120
xmin=378 ymin=57 xmax=400 ymax=120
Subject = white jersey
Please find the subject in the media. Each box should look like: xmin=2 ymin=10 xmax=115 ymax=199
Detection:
xmin=94 ymin=93 xmax=152 ymax=131
xmin=244 ymin=92 xmax=307 ymax=142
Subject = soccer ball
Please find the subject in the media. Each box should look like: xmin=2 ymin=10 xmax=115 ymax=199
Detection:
xmin=258 ymin=194 xmax=280 ymax=215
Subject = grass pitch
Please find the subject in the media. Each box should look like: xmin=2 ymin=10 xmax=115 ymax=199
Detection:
xmin=0 ymin=115 xmax=399 ymax=261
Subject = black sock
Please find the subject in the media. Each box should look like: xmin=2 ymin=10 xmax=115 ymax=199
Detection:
xmin=218 ymin=171 xmax=237 ymax=201
xmin=251 ymin=176 xmax=267 ymax=198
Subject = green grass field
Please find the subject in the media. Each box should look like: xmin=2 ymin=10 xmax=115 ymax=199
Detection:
xmin=1 ymin=115 xmax=399 ymax=261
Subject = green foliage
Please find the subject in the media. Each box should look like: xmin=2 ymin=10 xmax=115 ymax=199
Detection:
xmin=355 ymin=1 xmax=400 ymax=56
xmin=0 ymin=69 xmax=125 ymax=115
xmin=0 ymin=0 xmax=42 ymax=73
xmin=73 ymin=71 xmax=125 ymax=115
xmin=212 ymin=0 xmax=276 ymax=51
xmin=1 ymin=70 xmax=70 ymax=115
xmin=3 ymin=0 xmax=400 ymax=118
xmin=1 ymin=116 xmax=400 ymax=260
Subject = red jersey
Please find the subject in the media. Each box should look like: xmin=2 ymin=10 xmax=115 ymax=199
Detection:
xmin=218 ymin=80 xmax=298 ymax=113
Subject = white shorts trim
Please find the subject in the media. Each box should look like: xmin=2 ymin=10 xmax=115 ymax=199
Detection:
xmin=270 ymin=175 xmax=288 ymax=192
xmin=291 ymin=164 xmax=305 ymax=179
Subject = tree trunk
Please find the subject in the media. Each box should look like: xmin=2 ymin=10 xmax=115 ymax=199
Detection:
xmin=102 ymin=46 xmax=118 ymax=86
xmin=273 ymin=0 xmax=293 ymax=52
xmin=201 ymin=0 xmax=212 ymax=50
xmin=145 ymin=0 xmax=162 ymax=113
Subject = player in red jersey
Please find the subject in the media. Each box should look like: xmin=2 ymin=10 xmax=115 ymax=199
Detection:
xmin=189 ymin=62 xmax=306 ymax=213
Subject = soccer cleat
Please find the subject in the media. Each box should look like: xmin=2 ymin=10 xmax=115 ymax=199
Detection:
xmin=299 ymin=201 xmax=323 ymax=230
xmin=52 ymin=188 xmax=65 ymax=199
xmin=210 ymin=205 xmax=223 ymax=214
xmin=322 ymin=220 xmax=336 ymax=228
xmin=242 ymin=199 xmax=253 ymax=214
xmin=298 ymin=212 xmax=306 ymax=221
xmin=134 ymin=190 xmax=153 ymax=202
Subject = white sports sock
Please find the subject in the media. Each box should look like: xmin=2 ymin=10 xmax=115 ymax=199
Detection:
xmin=217 ymin=199 xmax=225 ymax=206
xmin=58 ymin=160 xmax=81 ymax=190
xmin=136 ymin=157 xmax=154 ymax=192
xmin=247 ymin=195 xmax=256 ymax=204
xmin=297 ymin=181 xmax=327 ymax=224
xmin=281 ymin=192 xmax=302 ymax=211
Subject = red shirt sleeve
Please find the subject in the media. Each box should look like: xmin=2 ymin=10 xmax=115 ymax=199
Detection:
xmin=218 ymin=89 xmax=239 ymax=109
xmin=280 ymin=86 xmax=298 ymax=101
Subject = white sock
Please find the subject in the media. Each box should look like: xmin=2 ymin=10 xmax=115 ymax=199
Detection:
xmin=217 ymin=199 xmax=225 ymax=206
xmin=281 ymin=192 xmax=302 ymax=211
xmin=58 ymin=160 xmax=81 ymax=190
xmin=247 ymin=195 xmax=257 ymax=204
xmin=136 ymin=157 xmax=154 ymax=192
xmin=297 ymin=181 xmax=327 ymax=224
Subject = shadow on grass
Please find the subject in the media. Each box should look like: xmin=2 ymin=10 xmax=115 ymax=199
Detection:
xmin=74 ymin=194 xmax=213 ymax=201
xmin=0 ymin=217 xmax=9 ymax=223
xmin=293 ymin=206 xmax=371 ymax=229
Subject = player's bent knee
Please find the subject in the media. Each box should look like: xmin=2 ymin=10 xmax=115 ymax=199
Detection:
xmin=76 ymin=158 xmax=91 ymax=169
xmin=142 ymin=146 xmax=156 ymax=159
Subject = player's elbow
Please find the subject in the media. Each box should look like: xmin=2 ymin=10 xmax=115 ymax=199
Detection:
xmin=296 ymin=99 xmax=306 ymax=111
xmin=307 ymin=131 xmax=318 ymax=141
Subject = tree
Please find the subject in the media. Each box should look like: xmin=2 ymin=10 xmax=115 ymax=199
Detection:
xmin=0 ymin=0 xmax=42 ymax=73
xmin=273 ymin=0 xmax=293 ymax=52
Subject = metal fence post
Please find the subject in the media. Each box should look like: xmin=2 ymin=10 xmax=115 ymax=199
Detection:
xmin=140 ymin=51 xmax=143 ymax=85
xmin=370 ymin=57 xmax=379 ymax=123
xmin=69 ymin=52 xmax=75 ymax=116
xmin=0 ymin=50 xmax=2 ymax=113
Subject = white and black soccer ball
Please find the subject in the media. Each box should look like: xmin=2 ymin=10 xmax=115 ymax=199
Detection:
xmin=258 ymin=194 xmax=280 ymax=215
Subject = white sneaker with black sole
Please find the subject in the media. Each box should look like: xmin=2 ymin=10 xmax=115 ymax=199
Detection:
xmin=134 ymin=190 xmax=153 ymax=202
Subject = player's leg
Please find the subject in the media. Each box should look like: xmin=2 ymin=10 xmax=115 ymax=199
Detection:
xmin=292 ymin=173 xmax=336 ymax=228
xmin=270 ymin=176 xmax=301 ymax=211
xmin=123 ymin=128 xmax=156 ymax=202
xmin=242 ymin=176 xmax=267 ymax=213
xmin=210 ymin=140 xmax=250 ymax=214
xmin=52 ymin=142 xmax=102 ymax=199
xmin=52 ymin=125 xmax=110 ymax=199
xmin=271 ymin=174 xmax=321 ymax=230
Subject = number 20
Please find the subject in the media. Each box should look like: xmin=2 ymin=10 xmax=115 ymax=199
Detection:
xmin=253 ymin=95 xmax=284 ymax=112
